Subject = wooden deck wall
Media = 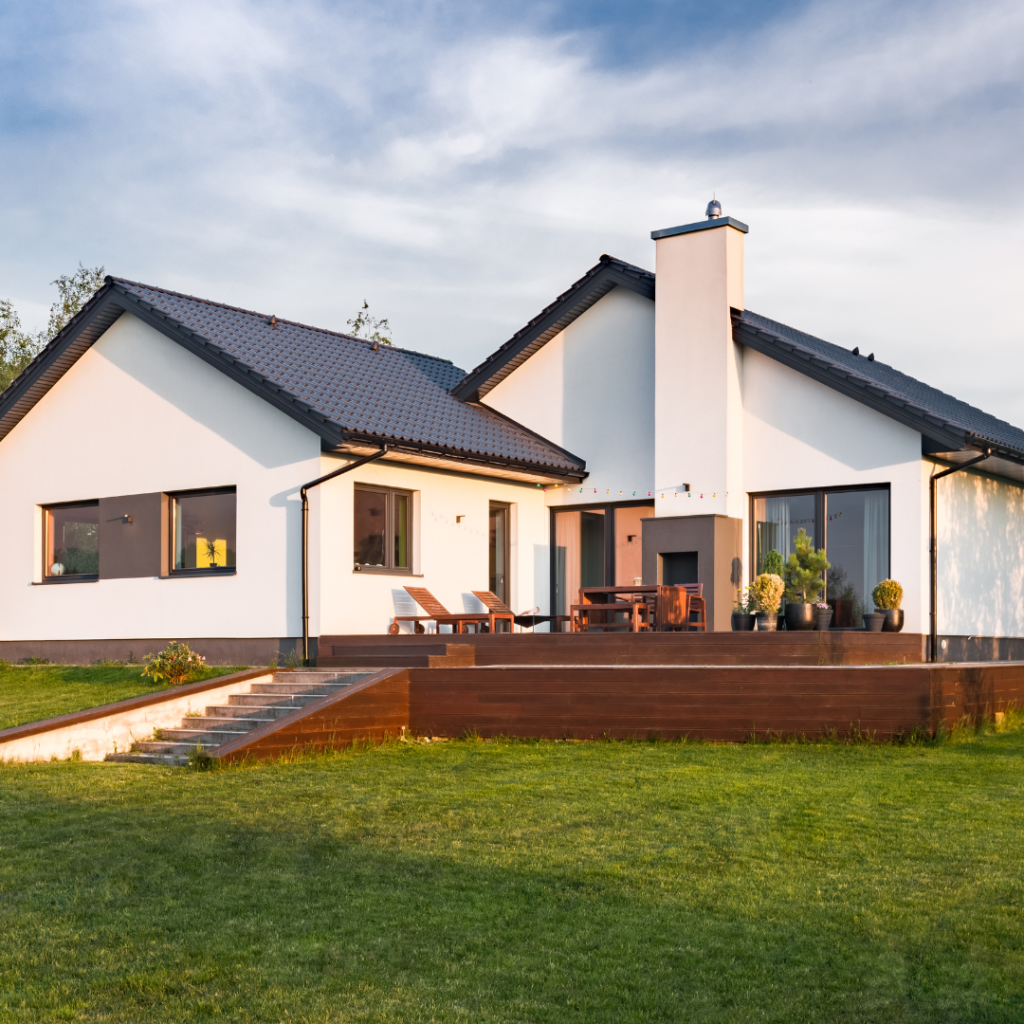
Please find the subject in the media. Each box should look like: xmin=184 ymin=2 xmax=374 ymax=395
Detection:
xmin=214 ymin=659 xmax=1024 ymax=760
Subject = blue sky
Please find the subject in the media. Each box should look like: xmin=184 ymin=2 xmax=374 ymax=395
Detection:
xmin=2 ymin=0 xmax=1023 ymax=421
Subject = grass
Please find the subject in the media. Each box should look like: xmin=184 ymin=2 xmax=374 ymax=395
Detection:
xmin=1 ymin=724 xmax=1023 ymax=1022
xmin=0 ymin=664 xmax=250 ymax=731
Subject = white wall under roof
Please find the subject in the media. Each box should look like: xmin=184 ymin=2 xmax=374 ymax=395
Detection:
xmin=312 ymin=459 xmax=550 ymax=635
xmin=482 ymin=286 xmax=655 ymax=507
xmin=0 ymin=312 xmax=321 ymax=642
xmin=742 ymin=348 xmax=929 ymax=633
xmin=937 ymin=465 xmax=1024 ymax=636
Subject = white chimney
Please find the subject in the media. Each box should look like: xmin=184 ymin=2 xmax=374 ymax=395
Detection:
xmin=651 ymin=205 xmax=747 ymax=521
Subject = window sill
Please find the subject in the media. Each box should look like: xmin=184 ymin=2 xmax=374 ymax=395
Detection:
xmin=353 ymin=567 xmax=422 ymax=577
xmin=161 ymin=569 xmax=237 ymax=579
xmin=34 ymin=575 xmax=99 ymax=585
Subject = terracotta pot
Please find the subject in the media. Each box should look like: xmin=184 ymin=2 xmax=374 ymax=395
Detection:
xmin=784 ymin=603 xmax=816 ymax=631
xmin=755 ymin=612 xmax=777 ymax=632
xmin=731 ymin=612 xmax=756 ymax=631
xmin=882 ymin=609 xmax=904 ymax=633
xmin=815 ymin=607 xmax=833 ymax=631
xmin=863 ymin=612 xmax=885 ymax=632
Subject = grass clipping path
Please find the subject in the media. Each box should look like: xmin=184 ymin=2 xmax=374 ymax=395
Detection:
xmin=1 ymin=724 xmax=1023 ymax=1022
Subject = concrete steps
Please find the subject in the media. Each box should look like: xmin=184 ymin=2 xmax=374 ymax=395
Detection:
xmin=105 ymin=670 xmax=370 ymax=765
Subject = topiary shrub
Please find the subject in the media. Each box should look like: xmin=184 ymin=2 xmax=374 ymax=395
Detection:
xmin=871 ymin=579 xmax=903 ymax=610
xmin=142 ymin=641 xmax=206 ymax=686
xmin=749 ymin=573 xmax=785 ymax=615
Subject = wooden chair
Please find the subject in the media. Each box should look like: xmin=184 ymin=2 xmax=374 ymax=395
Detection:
xmin=679 ymin=583 xmax=707 ymax=631
xmin=655 ymin=586 xmax=690 ymax=631
xmin=388 ymin=587 xmax=509 ymax=635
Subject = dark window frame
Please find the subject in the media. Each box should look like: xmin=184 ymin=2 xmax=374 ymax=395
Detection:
xmin=548 ymin=499 xmax=655 ymax=615
xmin=167 ymin=486 xmax=237 ymax=578
xmin=748 ymin=483 xmax=891 ymax=587
xmin=41 ymin=499 xmax=100 ymax=583
xmin=353 ymin=484 xmax=414 ymax=575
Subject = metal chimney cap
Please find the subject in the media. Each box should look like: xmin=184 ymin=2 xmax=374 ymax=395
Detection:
xmin=706 ymin=198 xmax=722 ymax=219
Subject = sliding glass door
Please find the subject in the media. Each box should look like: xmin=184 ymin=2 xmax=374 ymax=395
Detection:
xmin=752 ymin=487 xmax=889 ymax=626
xmin=488 ymin=502 xmax=510 ymax=605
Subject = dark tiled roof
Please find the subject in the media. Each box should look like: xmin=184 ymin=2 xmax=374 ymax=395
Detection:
xmin=107 ymin=279 xmax=585 ymax=476
xmin=733 ymin=308 xmax=1024 ymax=459
xmin=451 ymin=254 xmax=655 ymax=402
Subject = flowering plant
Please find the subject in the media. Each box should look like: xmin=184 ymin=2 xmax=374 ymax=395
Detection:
xmin=814 ymin=602 xmax=829 ymax=610
xmin=142 ymin=641 xmax=207 ymax=686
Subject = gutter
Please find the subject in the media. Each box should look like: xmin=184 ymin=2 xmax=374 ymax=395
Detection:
xmin=929 ymin=448 xmax=991 ymax=662
xmin=300 ymin=445 xmax=390 ymax=664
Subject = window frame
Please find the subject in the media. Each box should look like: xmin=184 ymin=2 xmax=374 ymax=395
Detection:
xmin=353 ymin=484 xmax=414 ymax=575
xmin=748 ymin=483 xmax=891 ymax=589
xmin=167 ymin=486 xmax=238 ymax=578
xmin=41 ymin=499 xmax=100 ymax=583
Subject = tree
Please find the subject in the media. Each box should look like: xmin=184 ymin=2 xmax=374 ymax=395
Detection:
xmin=0 ymin=264 xmax=105 ymax=394
xmin=782 ymin=528 xmax=830 ymax=604
xmin=346 ymin=300 xmax=393 ymax=346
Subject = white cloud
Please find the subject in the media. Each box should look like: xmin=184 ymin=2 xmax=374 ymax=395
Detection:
xmin=1 ymin=0 xmax=1022 ymax=422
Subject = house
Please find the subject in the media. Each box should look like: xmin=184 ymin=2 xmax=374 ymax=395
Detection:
xmin=2 ymin=204 xmax=1024 ymax=663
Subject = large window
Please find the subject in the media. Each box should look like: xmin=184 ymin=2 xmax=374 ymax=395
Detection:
xmin=752 ymin=487 xmax=889 ymax=626
xmin=171 ymin=488 xmax=236 ymax=573
xmin=44 ymin=502 xmax=99 ymax=580
xmin=354 ymin=486 xmax=411 ymax=572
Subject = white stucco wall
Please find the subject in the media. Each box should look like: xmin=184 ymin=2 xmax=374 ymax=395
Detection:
xmin=742 ymin=348 xmax=929 ymax=632
xmin=937 ymin=465 xmax=1024 ymax=636
xmin=0 ymin=312 xmax=322 ymax=641
xmin=313 ymin=459 xmax=550 ymax=634
xmin=482 ymin=286 xmax=655 ymax=508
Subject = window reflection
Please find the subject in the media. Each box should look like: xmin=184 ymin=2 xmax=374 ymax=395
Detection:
xmin=173 ymin=490 xmax=236 ymax=571
xmin=753 ymin=493 xmax=816 ymax=574
xmin=825 ymin=489 xmax=889 ymax=627
xmin=45 ymin=503 xmax=99 ymax=577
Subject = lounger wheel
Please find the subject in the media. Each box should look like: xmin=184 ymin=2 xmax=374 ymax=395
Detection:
xmin=388 ymin=622 xmax=400 ymax=635
xmin=415 ymin=622 xmax=425 ymax=634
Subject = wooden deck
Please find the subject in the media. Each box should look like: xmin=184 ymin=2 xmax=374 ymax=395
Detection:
xmin=317 ymin=631 xmax=925 ymax=669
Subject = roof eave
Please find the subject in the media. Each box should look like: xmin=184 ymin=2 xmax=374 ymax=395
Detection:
xmin=450 ymin=256 xmax=655 ymax=403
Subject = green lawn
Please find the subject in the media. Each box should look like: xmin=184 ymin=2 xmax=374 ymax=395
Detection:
xmin=0 ymin=664 xmax=249 ymax=731
xmin=1 ymin=728 xmax=1022 ymax=1022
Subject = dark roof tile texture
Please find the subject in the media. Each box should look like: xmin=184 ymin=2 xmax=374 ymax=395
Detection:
xmin=736 ymin=308 xmax=1024 ymax=457
xmin=112 ymin=279 xmax=585 ymax=475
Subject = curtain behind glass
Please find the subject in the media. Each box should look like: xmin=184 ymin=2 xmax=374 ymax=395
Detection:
xmin=754 ymin=493 xmax=815 ymax=573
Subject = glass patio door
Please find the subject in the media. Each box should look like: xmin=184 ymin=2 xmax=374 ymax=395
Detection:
xmin=489 ymin=502 xmax=510 ymax=605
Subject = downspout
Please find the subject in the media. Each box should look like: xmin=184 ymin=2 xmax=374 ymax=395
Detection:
xmin=301 ymin=445 xmax=390 ymax=665
xmin=929 ymin=447 xmax=990 ymax=662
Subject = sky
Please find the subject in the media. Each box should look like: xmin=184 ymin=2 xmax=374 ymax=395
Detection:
xmin=2 ymin=0 xmax=1023 ymax=422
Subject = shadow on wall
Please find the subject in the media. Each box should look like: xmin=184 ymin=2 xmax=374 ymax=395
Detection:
xmin=269 ymin=487 xmax=303 ymax=635
xmin=939 ymin=469 xmax=1024 ymax=636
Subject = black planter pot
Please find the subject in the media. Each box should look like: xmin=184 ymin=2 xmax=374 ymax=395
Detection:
xmin=815 ymin=607 xmax=833 ymax=631
xmin=731 ymin=612 xmax=756 ymax=631
xmin=863 ymin=612 xmax=885 ymax=632
xmin=755 ymin=612 xmax=777 ymax=632
xmin=784 ymin=603 xmax=816 ymax=631
xmin=882 ymin=609 xmax=905 ymax=633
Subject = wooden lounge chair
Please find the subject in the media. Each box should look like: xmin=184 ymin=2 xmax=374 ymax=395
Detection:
xmin=471 ymin=591 xmax=569 ymax=632
xmin=388 ymin=587 xmax=509 ymax=635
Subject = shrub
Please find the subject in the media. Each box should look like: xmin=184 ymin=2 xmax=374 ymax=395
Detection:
xmin=762 ymin=549 xmax=784 ymax=577
xmin=142 ymin=641 xmax=206 ymax=686
xmin=750 ymin=573 xmax=785 ymax=614
xmin=734 ymin=587 xmax=755 ymax=614
xmin=783 ymin=529 xmax=830 ymax=604
xmin=872 ymin=578 xmax=903 ymax=610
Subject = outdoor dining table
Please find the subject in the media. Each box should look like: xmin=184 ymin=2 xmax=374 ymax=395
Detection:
xmin=571 ymin=585 xmax=691 ymax=632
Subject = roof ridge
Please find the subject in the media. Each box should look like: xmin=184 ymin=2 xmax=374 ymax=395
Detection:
xmin=109 ymin=277 xmax=458 ymax=367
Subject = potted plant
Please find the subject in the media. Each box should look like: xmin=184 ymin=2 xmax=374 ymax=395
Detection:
xmin=814 ymin=601 xmax=833 ymax=631
xmin=731 ymin=588 xmax=756 ymax=631
xmin=762 ymin=549 xmax=786 ymax=629
xmin=872 ymin=579 xmax=904 ymax=632
xmin=749 ymin=573 xmax=785 ymax=631
xmin=782 ymin=529 xmax=830 ymax=631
